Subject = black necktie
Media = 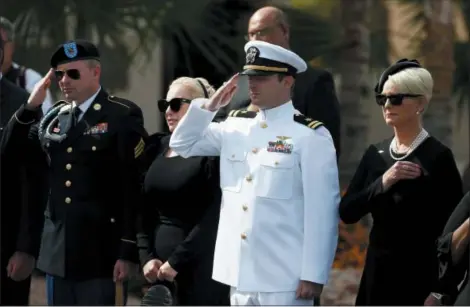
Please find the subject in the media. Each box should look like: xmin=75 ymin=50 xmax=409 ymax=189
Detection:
xmin=72 ymin=107 xmax=82 ymax=127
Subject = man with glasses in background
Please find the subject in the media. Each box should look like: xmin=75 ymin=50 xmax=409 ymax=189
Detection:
xmin=3 ymin=39 xmax=148 ymax=305
xmin=0 ymin=16 xmax=54 ymax=114
xmin=215 ymin=6 xmax=341 ymax=159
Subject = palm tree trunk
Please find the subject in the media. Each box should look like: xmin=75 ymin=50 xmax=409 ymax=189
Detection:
xmin=421 ymin=0 xmax=454 ymax=147
xmin=326 ymin=2 xmax=371 ymax=305
xmin=339 ymin=0 xmax=371 ymax=187
xmin=75 ymin=11 xmax=87 ymax=39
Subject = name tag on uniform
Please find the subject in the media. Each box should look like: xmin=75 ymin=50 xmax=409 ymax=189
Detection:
xmin=267 ymin=136 xmax=293 ymax=154
xmin=84 ymin=122 xmax=108 ymax=135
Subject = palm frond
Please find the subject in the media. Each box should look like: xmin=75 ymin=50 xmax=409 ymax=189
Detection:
xmin=5 ymin=0 xmax=341 ymax=91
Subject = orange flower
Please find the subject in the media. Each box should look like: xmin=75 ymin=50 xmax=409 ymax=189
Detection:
xmin=334 ymin=220 xmax=369 ymax=269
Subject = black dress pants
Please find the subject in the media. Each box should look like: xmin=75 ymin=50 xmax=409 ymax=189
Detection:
xmin=46 ymin=274 xmax=128 ymax=305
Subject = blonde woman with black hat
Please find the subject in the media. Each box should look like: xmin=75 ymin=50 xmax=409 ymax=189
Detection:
xmin=339 ymin=59 xmax=463 ymax=305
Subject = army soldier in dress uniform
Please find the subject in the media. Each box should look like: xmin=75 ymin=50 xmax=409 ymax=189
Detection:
xmin=169 ymin=40 xmax=340 ymax=306
xmin=3 ymin=39 xmax=148 ymax=305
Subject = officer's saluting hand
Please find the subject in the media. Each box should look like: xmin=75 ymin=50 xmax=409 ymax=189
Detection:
xmin=201 ymin=74 xmax=239 ymax=112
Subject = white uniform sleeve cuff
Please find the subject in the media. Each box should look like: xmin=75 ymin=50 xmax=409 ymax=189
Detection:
xmin=301 ymin=272 xmax=328 ymax=285
xmin=191 ymin=98 xmax=218 ymax=113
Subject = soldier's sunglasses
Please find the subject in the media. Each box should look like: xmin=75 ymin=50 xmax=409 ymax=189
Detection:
xmin=375 ymin=93 xmax=422 ymax=106
xmin=158 ymin=98 xmax=191 ymax=112
xmin=54 ymin=69 xmax=81 ymax=80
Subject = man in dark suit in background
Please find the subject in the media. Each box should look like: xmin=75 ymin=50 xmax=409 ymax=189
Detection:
xmin=0 ymin=30 xmax=47 ymax=306
xmin=215 ymin=6 xmax=341 ymax=158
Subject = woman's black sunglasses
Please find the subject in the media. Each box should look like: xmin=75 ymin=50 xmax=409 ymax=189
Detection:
xmin=54 ymin=69 xmax=81 ymax=80
xmin=158 ymin=98 xmax=192 ymax=113
xmin=375 ymin=93 xmax=422 ymax=106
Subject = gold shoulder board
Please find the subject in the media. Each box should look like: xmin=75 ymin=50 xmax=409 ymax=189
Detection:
xmin=293 ymin=114 xmax=324 ymax=130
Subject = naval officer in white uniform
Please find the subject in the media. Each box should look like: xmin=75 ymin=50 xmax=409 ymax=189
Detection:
xmin=169 ymin=40 xmax=340 ymax=306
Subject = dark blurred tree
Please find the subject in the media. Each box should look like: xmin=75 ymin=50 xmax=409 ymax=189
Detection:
xmin=453 ymin=0 xmax=470 ymax=188
xmin=3 ymin=0 xmax=339 ymax=92
xmin=162 ymin=0 xmax=342 ymax=87
xmin=159 ymin=0 xmax=341 ymax=130
xmin=369 ymin=0 xmax=389 ymax=68
xmin=338 ymin=0 xmax=372 ymax=188
xmin=3 ymin=0 xmax=162 ymax=93
xmin=453 ymin=1 xmax=470 ymax=136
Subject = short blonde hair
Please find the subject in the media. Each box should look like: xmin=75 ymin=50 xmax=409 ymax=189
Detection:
xmin=383 ymin=67 xmax=434 ymax=101
xmin=169 ymin=77 xmax=216 ymax=100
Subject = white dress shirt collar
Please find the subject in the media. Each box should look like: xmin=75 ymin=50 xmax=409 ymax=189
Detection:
xmin=258 ymin=100 xmax=294 ymax=122
xmin=72 ymin=86 xmax=101 ymax=115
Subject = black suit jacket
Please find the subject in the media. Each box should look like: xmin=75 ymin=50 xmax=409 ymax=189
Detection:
xmin=3 ymin=89 xmax=149 ymax=279
xmin=215 ymin=66 xmax=341 ymax=158
xmin=1 ymin=78 xmax=29 ymax=128
xmin=0 ymin=78 xmax=47 ymax=269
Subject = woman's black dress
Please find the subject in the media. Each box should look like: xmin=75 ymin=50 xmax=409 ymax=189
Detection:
xmin=436 ymin=191 xmax=469 ymax=305
xmin=137 ymin=133 xmax=229 ymax=305
xmin=340 ymin=136 xmax=463 ymax=305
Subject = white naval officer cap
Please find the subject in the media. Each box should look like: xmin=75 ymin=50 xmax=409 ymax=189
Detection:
xmin=240 ymin=40 xmax=307 ymax=77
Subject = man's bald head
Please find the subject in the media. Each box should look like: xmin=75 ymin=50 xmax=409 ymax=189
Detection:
xmin=247 ymin=6 xmax=290 ymax=49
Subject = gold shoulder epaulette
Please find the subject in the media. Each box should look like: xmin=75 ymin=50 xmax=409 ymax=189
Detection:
xmin=228 ymin=109 xmax=257 ymax=119
xmin=293 ymin=114 xmax=324 ymax=130
xmin=108 ymin=95 xmax=130 ymax=109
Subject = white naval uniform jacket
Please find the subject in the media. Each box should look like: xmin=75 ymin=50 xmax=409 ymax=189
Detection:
xmin=170 ymin=99 xmax=340 ymax=292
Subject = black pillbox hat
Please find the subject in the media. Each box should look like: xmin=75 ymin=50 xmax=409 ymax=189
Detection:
xmin=374 ymin=58 xmax=422 ymax=94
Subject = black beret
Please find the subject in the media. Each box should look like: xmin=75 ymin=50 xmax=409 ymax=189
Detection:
xmin=374 ymin=58 xmax=422 ymax=94
xmin=50 ymin=39 xmax=100 ymax=68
